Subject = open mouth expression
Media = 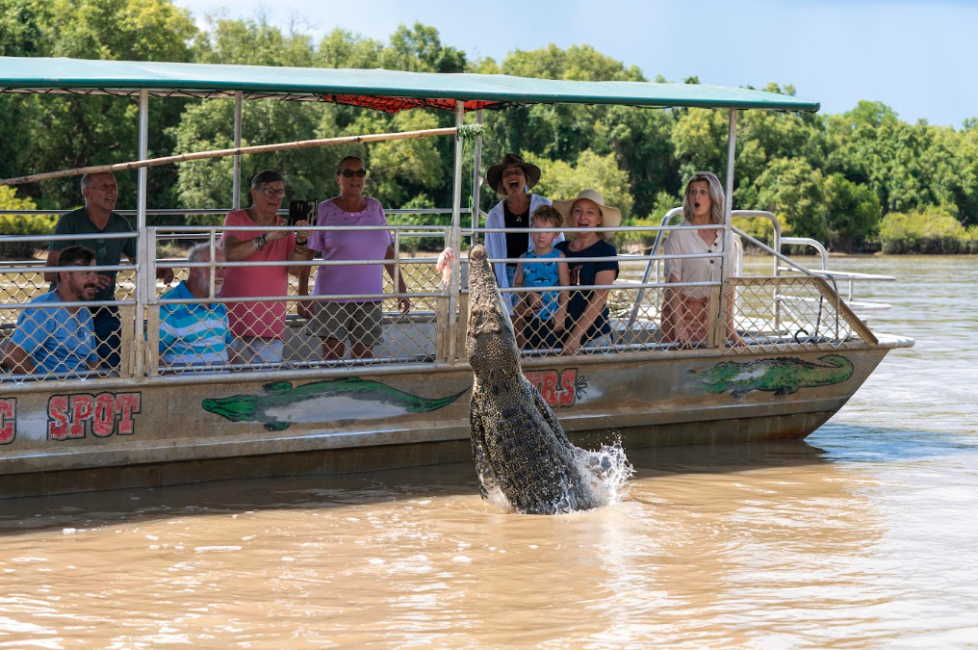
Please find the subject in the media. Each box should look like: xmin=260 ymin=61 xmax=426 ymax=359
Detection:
xmin=502 ymin=166 xmax=525 ymax=194
xmin=688 ymin=181 xmax=712 ymax=218
xmin=572 ymin=199 xmax=602 ymax=230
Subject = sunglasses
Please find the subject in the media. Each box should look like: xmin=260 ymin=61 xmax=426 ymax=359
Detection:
xmin=339 ymin=169 xmax=367 ymax=178
xmin=258 ymin=187 xmax=287 ymax=198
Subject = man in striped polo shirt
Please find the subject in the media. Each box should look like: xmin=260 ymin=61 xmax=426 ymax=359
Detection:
xmin=159 ymin=243 xmax=232 ymax=368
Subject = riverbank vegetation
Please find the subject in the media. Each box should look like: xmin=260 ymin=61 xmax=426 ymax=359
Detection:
xmin=1 ymin=0 xmax=977 ymax=254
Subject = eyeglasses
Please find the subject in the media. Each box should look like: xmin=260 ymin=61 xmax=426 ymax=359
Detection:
xmin=339 ymin=169 xmax=367 ymax=178
xmin=258 ymin=187 xmax=287 ymax=198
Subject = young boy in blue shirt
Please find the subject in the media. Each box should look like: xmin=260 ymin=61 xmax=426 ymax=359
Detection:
xmin=512 ymin=205 xmax=570 ymax=350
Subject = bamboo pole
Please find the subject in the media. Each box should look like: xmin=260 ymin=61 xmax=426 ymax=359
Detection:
xmin=0 ymin=126 xmax=474 ymax=187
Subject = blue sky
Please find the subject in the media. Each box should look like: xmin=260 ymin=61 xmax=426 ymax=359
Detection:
xmin=173 ymin=0 xmax=976 ymax=127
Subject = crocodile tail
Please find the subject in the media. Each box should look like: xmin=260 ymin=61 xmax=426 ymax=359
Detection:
xmin=818 ymin=355 xmax=854 ymax=378
xmin=819 ymin=354 xmax=851 ymax=368
xmin=405 ymin=387 xmax=470 ymax=413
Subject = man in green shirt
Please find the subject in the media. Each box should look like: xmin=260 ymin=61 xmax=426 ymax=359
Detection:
xmin=45 ymin=171 xmax=173 ymax=370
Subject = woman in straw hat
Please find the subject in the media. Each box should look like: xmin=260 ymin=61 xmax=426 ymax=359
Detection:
xmin=552 ymin=189 xmax=621 ymax=355
xmin=484 ymin=153 xmax=559 ymax=304
xmin=662 ymin=171 xmax=744 ymax=348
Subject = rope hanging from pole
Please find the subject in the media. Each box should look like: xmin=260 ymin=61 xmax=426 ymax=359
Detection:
xmin=0 ymin=124 xmax=485 ymax=187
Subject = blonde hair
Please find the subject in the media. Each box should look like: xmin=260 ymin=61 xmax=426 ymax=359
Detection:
xmin=682 ymin=171 xmax=725 ymax=225
xmin=572 ymin=199 xmax=603 ymax=219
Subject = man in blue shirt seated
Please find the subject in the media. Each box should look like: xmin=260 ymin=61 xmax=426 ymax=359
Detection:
xmin=2 ymin=246 xmax=100 ymax=377
xmin=159 ymin=243 xmax=233 ymax=369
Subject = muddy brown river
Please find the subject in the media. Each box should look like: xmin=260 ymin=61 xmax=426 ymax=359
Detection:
xmin=1 ymin=256 xmax=976 ymax=649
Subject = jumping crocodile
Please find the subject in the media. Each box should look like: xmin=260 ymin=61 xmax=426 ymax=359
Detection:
xmin=689 ymin=355 xmax=854 ymax=398
xmin=466 ymin=245 xmax=597 ymax=515
xmin=202 ymin=378 xmax=468 ymax=431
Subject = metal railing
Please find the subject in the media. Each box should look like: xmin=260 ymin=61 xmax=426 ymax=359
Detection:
xmin=778 ymin=236 xmax=893 ymax=312
xmin=0 ymin=216 xmax=881 ymax=385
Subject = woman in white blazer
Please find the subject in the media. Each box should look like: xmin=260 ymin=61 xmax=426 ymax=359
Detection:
xmin=483 ymin=153 xmax=560 ymax=309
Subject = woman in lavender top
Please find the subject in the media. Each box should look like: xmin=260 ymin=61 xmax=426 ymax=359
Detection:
xmin=303 ymin=156 xmax=409 ymax=361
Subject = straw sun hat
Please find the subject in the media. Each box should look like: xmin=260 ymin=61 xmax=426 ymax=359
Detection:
xmin=551 ymin=189 xmax=622 ymax=240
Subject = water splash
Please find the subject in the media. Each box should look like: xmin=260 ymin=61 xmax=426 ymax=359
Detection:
xmin=484 ymin=485 xmax=513 ymax=512
xmin=482 ymin=439 xmax=634 ymax=515
xmin=574 ymin=439 xmax=634 ymax=508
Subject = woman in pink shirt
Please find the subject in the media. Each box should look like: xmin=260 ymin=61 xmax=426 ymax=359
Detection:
xmin=303 ymin=156 xmax=409 ymax=361
xmin=220 ymin=170 xmax=313 ymax=366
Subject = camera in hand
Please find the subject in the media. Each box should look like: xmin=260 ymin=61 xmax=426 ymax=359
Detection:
xmin=288 ymin=200 xmax=317 ymax=226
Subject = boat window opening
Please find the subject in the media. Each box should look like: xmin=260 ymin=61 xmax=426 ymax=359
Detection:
xmin=0 ymin=215 xmax=885 ymax=385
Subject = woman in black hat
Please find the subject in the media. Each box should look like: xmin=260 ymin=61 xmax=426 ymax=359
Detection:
xmin=484 ymin=153 xmax=559 ymax=307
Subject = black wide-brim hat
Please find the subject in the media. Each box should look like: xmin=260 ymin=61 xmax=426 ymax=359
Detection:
xmin=486 ymin=153 xmax=542 ymax=192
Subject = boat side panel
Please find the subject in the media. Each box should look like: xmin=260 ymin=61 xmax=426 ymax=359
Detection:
xmin=0 ymin=348 xmax=889 ymax=491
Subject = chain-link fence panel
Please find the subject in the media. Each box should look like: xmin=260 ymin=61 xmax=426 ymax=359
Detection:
xmin=727 ymin=277 xmax=864 ymax=354
xmin=506 ymin=282 xmax=699 ymax=357
xmin=503 ymin=275 xmax=869 ymax=357
xmin=0 ymin=266 xmax=48 ymax=330
xmin=154 ymin=254 xmax=448 ymax=374
xmin=0 ymin=299 xmax=122 ymax=382
xmin=1 ymin=247 xmax=134 ymax=383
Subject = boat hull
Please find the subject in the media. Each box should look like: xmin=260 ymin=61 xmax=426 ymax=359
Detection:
xmin=0 ymin=340 xmax=909 ymax=499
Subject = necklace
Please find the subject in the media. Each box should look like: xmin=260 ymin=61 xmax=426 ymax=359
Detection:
xmin=509 ymin=204 xmax=528 ymax=223
xmin=248 ymin=206 xmax=275 ymax=225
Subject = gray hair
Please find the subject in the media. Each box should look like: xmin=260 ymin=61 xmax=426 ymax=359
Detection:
xmin=80 ymin=171 xmax=115 ymax=193
xmin=187 ymin=241 xmax=223 ymax=264
xmin=336 ymin=156 xmax=364 ymax=175
xmin=250 ymin=169 xmax=284 ymax=189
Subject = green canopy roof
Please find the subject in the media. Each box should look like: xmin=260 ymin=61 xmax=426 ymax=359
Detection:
xmin=0 ymin=56 xmax=819 ymax=113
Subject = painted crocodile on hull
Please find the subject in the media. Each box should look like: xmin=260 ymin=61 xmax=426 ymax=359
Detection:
xmin=466 ymin=245 xmax=597 ymax=515
xmin=202 ymin=378 xmax=468 ymax=431
xmin=690 ymin=355 xmax=854 ymax=398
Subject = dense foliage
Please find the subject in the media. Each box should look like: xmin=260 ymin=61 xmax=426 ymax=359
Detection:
xmin=2 ymin=0 xmax=977 ymax=253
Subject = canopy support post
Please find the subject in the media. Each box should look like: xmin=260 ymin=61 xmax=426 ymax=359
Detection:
xmin=134 ymin=88 xmax=150 ymax=378
xmin=232 ymin=91 xmax=243 ymax=210
xmin=711 ymin=108 xmax=738 ymax=350
xmin=447 ymin=101 xmax=465 ymax=363
xmin=470 ymin=108 xmax=484 ymax=243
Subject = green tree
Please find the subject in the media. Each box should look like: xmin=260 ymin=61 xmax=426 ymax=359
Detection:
xmin=483 ymin=44 xmax=644 ymax=166
xmin=751 ymin=157 xmax=828 ymax=242
xmin=318 ymin=28 xmax=383 ymax=69
xmin=6 ymin=4 xmax=978 ymax=254
xmin=879 ymin=206 xmax=967 ymax=253
xmin=381 ymin=22 xmax=466 ymax=73
xmin=3 ymin=0 xmax=196 ymax=210
xmin=368 ymin=111 xmax=446 ymax=207
xmin=671 ymin=108 xmax=730 ymax=183
xmin=173 ymin=16 xmax=330 ymax=216
xmin=602 ymin=106 xmax=679 ymax=218
xmin=0 ymin=186 xmax=54 ymax=258
xmin=0 ymin=0 xmax=44 ymax=57
xmin=823 ymin=174 xmax=882 ymax=250
xmin=193 ymin=14 xmax=314 ymax=67
xmin=526 ymin=149 xmax=634 ymax=219
xmin=174 ymin=20 xmax=469 ymax=218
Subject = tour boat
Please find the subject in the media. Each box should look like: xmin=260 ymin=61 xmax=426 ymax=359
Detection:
xmin=0 ymin=57 xmax=913 ymax=498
